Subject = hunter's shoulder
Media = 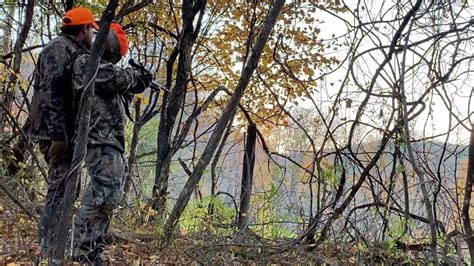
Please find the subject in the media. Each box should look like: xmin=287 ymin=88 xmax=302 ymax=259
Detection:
xmin=39 ymin=36 xmax=75 ymax=62
xmin=42 ymin=34 xmax=86 ymax=56
xmin=43 ymin=35 xmax=71 ymax=51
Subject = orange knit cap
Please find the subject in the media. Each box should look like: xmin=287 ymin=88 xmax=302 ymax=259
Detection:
xmin=62 ymin=7 xmax=99 ymax=29
xmin=110 ymin=22 xmax=129 ymax=56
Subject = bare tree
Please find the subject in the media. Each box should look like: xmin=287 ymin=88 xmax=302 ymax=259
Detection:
xmin=152 ymin=0 xmax=207 ymax=215
xmin=163 ymin=0 xmax=286 ymax=240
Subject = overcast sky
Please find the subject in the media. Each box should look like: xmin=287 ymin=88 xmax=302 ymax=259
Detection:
xmin=308 ymin=0 xmax=473 ymax=145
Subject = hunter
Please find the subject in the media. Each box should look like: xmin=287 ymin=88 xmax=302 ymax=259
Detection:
xmin=24 ymin=7 xmax=98 ymax=259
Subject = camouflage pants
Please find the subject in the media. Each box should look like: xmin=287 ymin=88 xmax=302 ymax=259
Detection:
xmin=73 ymin=145 xmax=126 ymax=261
xmin=38 ymin=140 xmax=78 ymax=257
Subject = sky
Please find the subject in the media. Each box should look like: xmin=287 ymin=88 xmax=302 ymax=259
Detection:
xmin=306 ymin=0 xmax=473 ymax=145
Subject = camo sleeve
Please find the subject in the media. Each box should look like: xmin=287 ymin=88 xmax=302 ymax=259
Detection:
xmin=94 ymin=61 xmax=138 ymax=96
xmin=72 ymin=54 xmax=138 ymax=98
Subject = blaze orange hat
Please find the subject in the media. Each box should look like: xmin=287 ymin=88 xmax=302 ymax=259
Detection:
xmin=110 ymin=22 xmax=129 ymax=56
xmin=62 ymin=7 xmax=99 ymax=29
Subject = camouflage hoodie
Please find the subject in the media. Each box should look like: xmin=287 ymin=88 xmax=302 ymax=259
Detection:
xmin=26 ymin=34 xmax=88 ymax=142
xmin=72 ymin=54 xmax=139 ymax=152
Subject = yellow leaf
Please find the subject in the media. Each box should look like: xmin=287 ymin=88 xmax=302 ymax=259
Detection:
xmin=135 ymin=94 xmax=149 ymax=105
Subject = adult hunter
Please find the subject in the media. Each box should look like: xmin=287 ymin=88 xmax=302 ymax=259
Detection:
xmin=24 ymin=7 xmax=98 ymax=259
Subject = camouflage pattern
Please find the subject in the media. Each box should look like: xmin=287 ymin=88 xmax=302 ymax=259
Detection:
xmin=37 ymin=140 xmax=78 ymax=257
xmin=26 ymin=34 xmax=88 ymax=142
xmin=72 ymin=54 xmax=138 ymax=152
xmin=73 ymin=145 xmax=126 ymax=261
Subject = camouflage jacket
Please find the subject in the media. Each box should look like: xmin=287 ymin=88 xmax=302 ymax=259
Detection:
xmin=25 ymin=34 xmax=88 ymax=142
xmin=72 ymin=54 xmax=138 ymax=152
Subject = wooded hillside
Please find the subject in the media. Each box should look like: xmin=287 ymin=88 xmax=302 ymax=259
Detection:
xmin=1 ymin=0 xmax=473 ymax=264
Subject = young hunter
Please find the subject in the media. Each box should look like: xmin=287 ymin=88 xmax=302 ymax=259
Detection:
xmin=71 ymin=23 xmax=152 ymax=264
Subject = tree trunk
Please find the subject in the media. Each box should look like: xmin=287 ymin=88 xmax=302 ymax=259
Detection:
xmin=1 ymin=1 xmax=34 ymax=178
xmin=456 ymin=232 xmax=463 ymax=265
xmin=152 ymin=0 xmax=206 ymax=215
xmin=1 ymin=3 xmax=15 ymax=54
xmin=163 ymin=0 xmax=285 ymax=241
xmin=462 ymin=127 xmax=474 ymax=261
xmin=1 ymin=0 xmax=33 ymax=132
xmin=238 ymin=123 xmax=256 ymax=230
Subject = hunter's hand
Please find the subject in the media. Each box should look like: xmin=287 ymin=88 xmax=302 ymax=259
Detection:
xmin=129 ymin=69 xmax=153 ymax=94
xmin=139 ymin=70 xmax=153 ymax=88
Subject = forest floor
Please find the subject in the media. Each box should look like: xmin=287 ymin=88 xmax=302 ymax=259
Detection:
xmin=0 ymin=198 xmax=423 ymax=265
